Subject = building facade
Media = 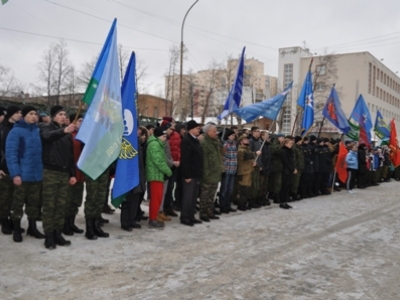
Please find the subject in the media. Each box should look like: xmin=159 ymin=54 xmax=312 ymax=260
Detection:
xmin=278 ymin=47 xmax=400 ymax=137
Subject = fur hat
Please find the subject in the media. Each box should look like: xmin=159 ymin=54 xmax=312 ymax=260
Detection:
xmin=21 ymin=106 xmax=37 ymax=118
xmin=237 ymin=134 xmax=249 ymax=144
xmin=50 ymin=105 xmax=64 ymax=117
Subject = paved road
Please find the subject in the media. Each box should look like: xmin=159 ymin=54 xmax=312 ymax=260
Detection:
xmin=1 ymin=182 xmax=399 ymax=299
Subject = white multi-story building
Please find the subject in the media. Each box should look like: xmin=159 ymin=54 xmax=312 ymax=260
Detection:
xmin=278 ymin=46 xmax=400 ymax=137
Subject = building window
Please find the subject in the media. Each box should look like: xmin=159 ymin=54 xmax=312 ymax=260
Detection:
xmin=372 ymin=104 xmax=375 ymax=112
xmin=377 ymin=68 xmax=380 ymax=80
xmin=316 ymin=82 xmax=325 ymax=92
xmin=372 ymin=66 xmax=376 ymax=96
xmin=368 ymin=63 xmax=372 ymax=94
xmin=316 ymin=64 xmax=326 ymax=76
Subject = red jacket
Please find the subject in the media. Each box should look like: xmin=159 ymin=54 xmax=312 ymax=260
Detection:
xmin=168 ymin=131 xmax=181 ymax=162
xmin=72 ymin=132 xmax=85 ymax=183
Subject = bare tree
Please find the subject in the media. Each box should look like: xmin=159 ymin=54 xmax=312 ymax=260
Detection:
xmin=77 ymin=56 xmax=97 ymax=90
xmin=118 ymin=44 xmax=130 ymax=83
xmin=165 ymin=46 xmax=180 ymax=116
xmin=37 ymin=40 xmax=73 ymax=105
xmin=0 ymin=64 xmax=23 ymax=97
xmin=135 ymin=58 xmax=148 ymax=94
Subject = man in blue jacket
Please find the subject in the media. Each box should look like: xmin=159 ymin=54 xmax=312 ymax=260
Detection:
xmin=6 ymin=106 xmax=44 ymax=243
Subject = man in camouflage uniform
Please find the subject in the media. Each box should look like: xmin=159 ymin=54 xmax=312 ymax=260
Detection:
xmin=269 ymin=133 xmax=285 ymax=203
xmin=199 ymin=124 xmax=223 ymax=222
xmin=41 ymin=105 xmax=77 ymax=250
xmin=84 ymin=169 xmax=110 ymax=239
xmin=291 ymin=136 xmax=304 ymax=200
xmin=236 ymin=135 xmax=256 ymax=211
xmin=0 ymin=106 xmax=21 ymax=235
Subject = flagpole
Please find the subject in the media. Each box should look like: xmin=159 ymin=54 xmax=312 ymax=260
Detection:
xmin=291 ymin=113 xmax=299 ymax=136
xmin=331 ymin=168 xmax=337 ymax=192
xmin=317 ymin=116 xmax=326 ymax=138
xmin=73 ymin=101 xmax=85 ymax=124
xmin=220 ymin=117 xmax=228 ymax=143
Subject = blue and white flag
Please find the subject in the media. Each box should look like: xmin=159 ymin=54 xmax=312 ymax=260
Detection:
xmin=299 ymin=71 xmax=314 ymax=135
xmin=218 ymin=47 xmax=245 ymax=120
xmin=111 ymin=52 xmax=140 ymax=208
xmin=76 ymin=19 xmax=124 ymax=180
xmin=234 ymin=81 xmax=293 ymax=123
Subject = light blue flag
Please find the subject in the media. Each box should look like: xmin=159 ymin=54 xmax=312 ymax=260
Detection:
xmin=374 ymin=110 xmax=390 ymax=140
xmin=300 ymin=71 xmax=314 ymax=135
xmin=234 ymin=81 xmax=293 ymax=123
xmin=111 ymin=52 xmax=140 ymax=208
xmin=76 ymin=19 xmax=124 ymax=180
xmin=218 ymin=47 xmax=246 ymax=120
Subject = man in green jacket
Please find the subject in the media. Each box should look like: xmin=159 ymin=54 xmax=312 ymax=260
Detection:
xmin=200 ymin=124 xmax=224 ymax=222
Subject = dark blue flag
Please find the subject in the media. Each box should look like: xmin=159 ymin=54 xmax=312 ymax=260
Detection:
xmin=234 ymin=81 xmax=293 ymax=123
xmin=322 ymin=86 xmax=350 ymax=134
xmin=299 ymin=71 xmax=314 ymax=135
xmin=218 ymin=47 xmax=245 ymax=120
xmin=111 ymin=52 xmax=140 ymax=208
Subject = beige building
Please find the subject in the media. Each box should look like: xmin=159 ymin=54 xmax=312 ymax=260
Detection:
xmin=165 ymin=56 xmax=277 ymax=121
xmin=278 ymin=47 xmax=400 ymax=137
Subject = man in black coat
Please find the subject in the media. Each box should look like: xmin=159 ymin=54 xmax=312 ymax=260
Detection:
xmin=180 ymin=120 xmax=203 ymax=226
xmin=357 ymin=143 xmax=368 ymax=188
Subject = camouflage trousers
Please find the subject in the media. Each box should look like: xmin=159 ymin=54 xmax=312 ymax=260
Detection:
xmin=291 ymin=171 xmax=302 ymax=194
xmin=258 ymin=174 xmax=269 ymax=198
xmin=250 ymin=169 xmax=260 ymax=199
xmin=199 ymin=182 xmax=218 ymax=218
xmin=42 ymin=169 xmax=70 ymax=233
xmin=11 ymin=181 xmax=42 ymax=221
xmin=269 ymin=172 xmax=282 ymax=195
xmin=85 ymin=170 xmax=109 ymax=219
xmin=0 ymin=175 xmax=14 ymax=218
xmin=65 ymin=182 xmax=84 ymax=217
xmin=375 ymin=167 xmax=383 ymax=182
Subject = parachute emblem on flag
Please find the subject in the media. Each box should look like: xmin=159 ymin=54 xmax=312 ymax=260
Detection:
xmin=119 ymin=138 xmax=138 ymax=159
xmin=119 ymin=109 xmax=137 ymax=160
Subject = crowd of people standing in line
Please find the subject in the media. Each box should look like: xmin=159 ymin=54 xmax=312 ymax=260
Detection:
xmin=1 ymin=106 xmax=398 ymax=250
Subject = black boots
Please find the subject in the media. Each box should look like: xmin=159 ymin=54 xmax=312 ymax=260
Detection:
xmin=12 ymin=219 xmax=22 ymax=243
xmin=44 ymin=232 xmax=56 ymax=250
xmin=70 ymin=216 xmax=84 ymax=234
xmin=54 ymin=230 xmax=71 ymax=246
xmin=27 ymin=219 xmax=45 ymax=239
xmin=63 ymin=216 xmax=84 ymax=235
xmin=85 ymin=218 xmax=98 ymax=240
xmin=63 ymin=217 xmax=74 ymax=236
xmin=94 ymin=218 xmax=109 ymax=238
xmin=0 ymin=217 xmax=12 ymax=235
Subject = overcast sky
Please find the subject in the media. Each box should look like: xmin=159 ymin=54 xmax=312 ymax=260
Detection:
xmin=1 ymin=0 xmax=400 ymax=96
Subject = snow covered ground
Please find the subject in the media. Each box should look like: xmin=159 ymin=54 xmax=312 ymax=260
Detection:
xmin=1 ymin=181 xmax=400 ymax=299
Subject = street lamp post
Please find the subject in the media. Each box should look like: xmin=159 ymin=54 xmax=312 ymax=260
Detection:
xmin=179 ymin=0 xmax=200 ymax=121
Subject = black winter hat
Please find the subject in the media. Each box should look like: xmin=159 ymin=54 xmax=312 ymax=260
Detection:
xmin=153 ymin=127 xmax=166 ymax=137
xmin=21 ymin=106 xmax=37 ymax=118
xmin=5 ymin=105 xmax=20 ymax=119
xmin=0 ymin=106 xmax=6 ymax=117
xmin=50 ymin=105 xmax=64 ymax=117
xmin=69 ymin=113 xmax=83 ymax=122
xmin=224 ymin=129 xmax=235 ymax=140
xmin=316 ymin=138 xmax=323 ymax=144
xmin=309 ymin=135 xmax=317 ymax=142
xmin=186 ymin=120 xmax=200 ymax=131
xmin=294 ymin=136 xmax=302 ymax=144
xmin=303 ymin=137 xmax=309 ymax=142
